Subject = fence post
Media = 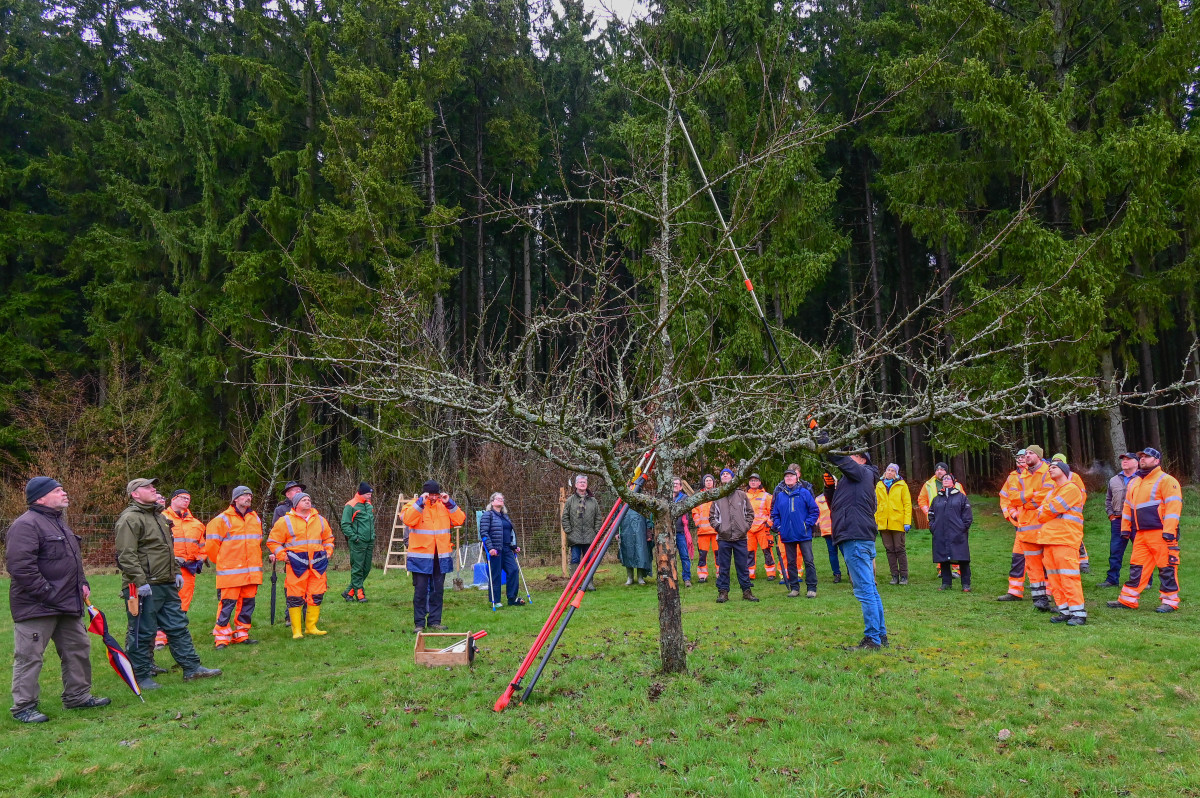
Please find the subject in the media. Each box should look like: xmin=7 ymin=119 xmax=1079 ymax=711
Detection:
xmin=559 ymin=486 xmax=567 ymax=577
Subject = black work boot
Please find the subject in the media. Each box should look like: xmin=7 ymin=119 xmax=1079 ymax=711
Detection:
xmin=1067 ymin=616 xmax=1086 ymax=625
xmin=850 ymin=637 xmax=881 ymax=651
xmin=1032 ymin=597 xmax=1052 ymax=612
xmin=742 ymin=589 xmax=760 ymax=602
xmin=995 ymin=593 xmax=1022 ymax=601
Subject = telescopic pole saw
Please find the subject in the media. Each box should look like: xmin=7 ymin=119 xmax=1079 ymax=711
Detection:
xmin=493 ymin=450 xmax=656 ymax=712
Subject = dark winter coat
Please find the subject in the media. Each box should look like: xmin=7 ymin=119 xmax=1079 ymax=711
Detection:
xmin=825 ymin=451 xmax=881 ymax=545
xmin=114 ymin=500 xmax=180 ymax=587
xmin=617 ymin=508 xmax=655 ymax=571
xmin=6 ymin=505 xmax=89 ymax=622
xmin=562 ymin=491 xmax=602 ymax=547
xmin=272 ymin=498 xmax=294 ymax=527
xmin=929 ymin=488 xmax=973 ymax=563
xmin=479 ymin=509 xmax=517 ymax=551
xmin=710 ymin=489 xmax=754 ymax=541
xmin=770 ymin=483 xmax=820 ymax=542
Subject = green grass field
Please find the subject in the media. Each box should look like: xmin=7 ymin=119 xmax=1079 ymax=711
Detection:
xmin=2 ymin=494 xmax=1199 ymax=797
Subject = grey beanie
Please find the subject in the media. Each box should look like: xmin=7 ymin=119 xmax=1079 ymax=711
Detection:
xmin=231 ymin=485 xmax=253 ymax=501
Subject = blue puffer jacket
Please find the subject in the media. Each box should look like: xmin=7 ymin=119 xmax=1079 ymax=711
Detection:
xmin=771 ymin=483 xmax=819 ymax=542
xmin=479 ymin=509 xmax=516 ymax=551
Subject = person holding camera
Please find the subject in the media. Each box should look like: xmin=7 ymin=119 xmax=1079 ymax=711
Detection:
xmin=402 ymin=480 xmax=466 ymax=632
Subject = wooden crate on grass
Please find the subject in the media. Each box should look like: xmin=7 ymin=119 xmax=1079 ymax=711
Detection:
xmin=414 ymin=631 xmax=477 ymax=667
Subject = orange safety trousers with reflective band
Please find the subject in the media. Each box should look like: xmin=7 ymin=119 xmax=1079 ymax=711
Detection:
xmin=745 ymin=489 xmax=775 ymax=578
xmin=1006 ymin=462 xmax=1054 ymax=598
xmin=269 ymin=510 xmax=334 ymax=607
xmin=213 ymin=585 xmax=258 ymax=646
xmin=1119 ymin=466 xmax=1182 ymax=609
xmin=692 ymin=502 xmax=718 ymax=579
xmin=1037 ymin=481 xmax=1086 ymax=618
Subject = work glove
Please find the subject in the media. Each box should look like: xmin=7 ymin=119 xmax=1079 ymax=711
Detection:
xmin=137 ymin=584 xmax=152 ymax=598
xmin=489 ymin=549 xmax=498 ymax=557
xmin=904 ymin=524 xmax=911 ymax=532
xmin=174 ymin=574 xmax=184 ymax=589
xmin=514 ymin=547 xmax=521 ymax=554
xmin=822 ymin=472 xmax=835 ymax=488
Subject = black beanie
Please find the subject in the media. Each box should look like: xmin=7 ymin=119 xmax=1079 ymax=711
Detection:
xmin=26 ymin=476 xmax=61 ymax=505
xmin=358 ymin=481 xmax=373 ymax=495
xmin=422 ymin=480 xmax=441 ymax=495
xmin=171 ymin=489 xmax=191 ymax=499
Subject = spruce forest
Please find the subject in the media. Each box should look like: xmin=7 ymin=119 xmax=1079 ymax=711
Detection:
xmin=1 ymin=0 xmax=1198 ymax=515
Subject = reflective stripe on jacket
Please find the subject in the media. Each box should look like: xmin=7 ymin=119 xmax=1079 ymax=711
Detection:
xmin=1036 ymin=481 xmax=1085 ymax=547
xmin=205 ymin=506 xmax=264 ymax=589
xmin=745 ymin=488 xmax=773 ymax=535
xmin=164 ymin=508 xmax=206 ymax=562
xmin=874 ymin=479 xmax=912 ymax=532
xmin=1121 ymin=467 xmax=1182 ymax=537
xmin=816 ymin=495 xmax=831 ymax=536
xmin=402 ymin=497 xmax=466 ymax=574
xmin=269 ymin=509 xmax=335 ymax=575
xmin=1014 ymin=462 xmax=1054 ymax=542
xmin=691 ymin=502 xmax=715 ymax=538
xmin=999 ymin=469 xmax=1025 ymax=523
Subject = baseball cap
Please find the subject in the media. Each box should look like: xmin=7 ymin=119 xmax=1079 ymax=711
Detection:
xmin=1137 ymin=447 xmax=1163 ymax=460
xmin=126 ymin=477 xmax=157 ymax=494
xmin=1119 ymin=452 xmax=1138 ymax=461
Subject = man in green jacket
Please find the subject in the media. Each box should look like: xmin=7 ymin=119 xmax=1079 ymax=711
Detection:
xmin=562 ymin=475 xmax=602 ymax=591
xmin=115 ymin=478 xmax=221 ymax=690
xmin=341 ymin=482 xmax=376 ymax=602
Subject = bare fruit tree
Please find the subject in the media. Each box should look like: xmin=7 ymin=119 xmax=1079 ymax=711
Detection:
xmin=233 ymin=30 xmax=1197 ymax=675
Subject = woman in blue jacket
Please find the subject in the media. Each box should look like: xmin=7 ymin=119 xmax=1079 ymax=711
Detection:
xmin=479 ymin=492 xmax=524 ymax=608
xmin=771 ymin=466 xmax=820 ymax=598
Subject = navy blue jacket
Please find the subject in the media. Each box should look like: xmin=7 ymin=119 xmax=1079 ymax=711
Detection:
xmin=479 ymin=509 xmax=516 ymax=551
xmin=771 ymin=483 xmax=819 ymax=542
xmin=824 ymin=452 xmax=881 ymax=545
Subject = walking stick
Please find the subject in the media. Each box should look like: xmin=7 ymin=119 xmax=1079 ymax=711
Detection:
xmin=269 ymin=559 xmax=278 ymax=625
xmin=515 ymin=552 xmax=533 ymax=605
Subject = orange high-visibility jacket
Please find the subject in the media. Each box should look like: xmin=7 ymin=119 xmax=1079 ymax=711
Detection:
xmin=268 ymin=509 xmax=334 ymax=563
xmin=1036 ymin=481 xmax=1085 ymax=547
xmin=1014 ymin=462 xmax=1055 ymax=542
xmin=816 ymin=495 xmax=832 ymax=536
xmin=998 ymin=469 xmax=1026 ymax=523
xmin=205 ymin=506 xmax=264 ymax=589
xmin=1121 ymin=466 xmax=1183 ymax=537
xmin=1069 ymin=472 xmax=1088 ymax=504
xmin=165 ymin=508 xmax=206 ymax=562
xmin=402 ymin=496 xmax=466 ymax=574
xmin=746 ymin=488 xmax=773 ymax=535
xmin=691 ymin=502 xmax=715 ymax=538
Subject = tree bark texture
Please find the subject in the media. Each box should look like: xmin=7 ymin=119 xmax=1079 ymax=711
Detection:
xmin=653 ymin=518 xmax=687 ymax=674
xmin=1099 ymin=348 xmax=1127 ymax=462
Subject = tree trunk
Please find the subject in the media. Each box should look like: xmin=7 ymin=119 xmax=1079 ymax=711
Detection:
xmin=1136 ymin=308 xmax=1162 ymax=451
xmin=1186 ymin=297 xmax=1200 ymax=481
xmin=1099 ymin=348 xmax=1126 ymax=462
xmin=863 ymin=170 xmax=892 ymax=464
xmin=425 ymin=124 xmax=445 ymax=353
xmin=523 ymin=226 xmax=533 ymax=390
xmin=1067 ymin=413 xmax=1083 ymax=465
xmin=653 ymin=516 xmax=687 ymax=674
xmin=475 ymin=102 xmax=486 ymax=378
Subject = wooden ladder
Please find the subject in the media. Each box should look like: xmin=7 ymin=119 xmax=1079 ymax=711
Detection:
xmin=384 ymin=492 xmax=408 ymax=574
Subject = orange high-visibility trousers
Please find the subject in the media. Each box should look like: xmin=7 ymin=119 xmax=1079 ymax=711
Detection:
xmin=696 ymin=535 xmax=719 ymax=580
xmin=746 ymin=529 xmax=775 ymax=578
xmin=179 ymin=568 xmax=197 ymax=612
xmin=1043 ymin=544 xmax=1085 ymax=619
xmin=212 ymin=584 xmax=258 ymax=646
xmin=285 ymin=562 xmax=328 ymax=607
xmin=1118 ymin=533 xmax=1181 ymax=609
xmin=1007 ymin=537 xmax=1047 ymax=600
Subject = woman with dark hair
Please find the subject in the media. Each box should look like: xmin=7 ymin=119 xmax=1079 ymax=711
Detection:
xmin=929 ymin=474 xmax=973 ymax=592
xmin=480 ymin=492 xmax=524 ymax=609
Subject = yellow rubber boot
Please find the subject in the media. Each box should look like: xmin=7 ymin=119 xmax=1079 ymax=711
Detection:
xmin=304 ymin=605 xmax=327 ymax=636
xmin=289 ymin=607 xmax=304 ymax=639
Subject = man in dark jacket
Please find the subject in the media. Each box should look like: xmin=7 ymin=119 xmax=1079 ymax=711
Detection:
xmin=822 ymin=436 xmax=887 ymax=649
xmin=8 ymin=477 xmax=109 ymax=723
xmin=709 ymin=468 xmax=758 ymax=603
xmin=273 ymin=480 xmax=306 ymax=526
xmin=561 ymin=475 xmax=602 ymax=591
xmin=115 ymin=478 xmax=221 ymax=690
